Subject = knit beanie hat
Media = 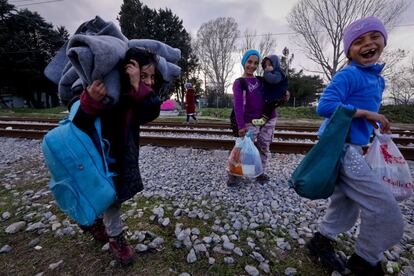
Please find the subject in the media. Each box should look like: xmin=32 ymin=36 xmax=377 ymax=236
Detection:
xmin=184 ymin=82 xmax=193 ymax=90
xmin=343 ymin=16 xmax=387 ymax=57
xmin=241 ymin=49 xmax=260 ymax=67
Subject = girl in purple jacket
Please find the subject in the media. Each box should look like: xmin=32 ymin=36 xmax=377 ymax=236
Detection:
xmin=227 ymin=50 xmax=278 ymax=186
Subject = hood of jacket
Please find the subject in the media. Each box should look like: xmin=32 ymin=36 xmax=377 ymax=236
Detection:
xmin=265 ymin=55 xmax=281 ymax=71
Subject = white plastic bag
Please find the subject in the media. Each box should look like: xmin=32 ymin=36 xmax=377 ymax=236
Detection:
xmin=227 ymin=131 xmax=263 ymax=177
xmin=365 ymin=129 xmax=413 ymax=201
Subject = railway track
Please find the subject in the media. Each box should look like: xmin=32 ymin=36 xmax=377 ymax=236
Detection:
xmin=1 ymin=121 xmax=414 ymax=145
xmin=1 ymin=116 xmax=413 ymax=135
xmin=1 ymin=121 xmax=414 ymax=160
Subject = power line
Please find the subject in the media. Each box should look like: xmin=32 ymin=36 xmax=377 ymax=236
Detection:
xmin=16 ymin=0 xmax=64 ymax=7
xmin=10 ymin=0 xmax=43 ymax=3
xmin=237 ymin=23 xmax=414 ymax=39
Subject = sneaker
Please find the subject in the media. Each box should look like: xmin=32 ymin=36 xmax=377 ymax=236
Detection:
xmin=227 ymin=174 xmax=240 ymax=187
xmin=109 ymin=233 xmax=134 ymax=265
xmin=306 ymin=232 xmax=346 ymax=273
xmin=347 ymin=253 xmax=385 ymax=276
xmin=80 ymin=218 xmax=109 ymax=243
xmin=252 ymin=117 xmax=267 ymax=126
xmin=256 ymin=173 xmax=270 ymax=184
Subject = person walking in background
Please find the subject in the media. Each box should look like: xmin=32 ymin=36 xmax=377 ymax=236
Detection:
xmin=72 ymin=48 xmax=172 ymax=265
xmin=184 ymin=82 xmax=197 ymax=124
xmin=252 ymin=54 xmax=288 ymax=126
xmin=227 ymin=49 xmax=285 ymax=186
xmin=306 ymin=17 xmax=403 ymax=275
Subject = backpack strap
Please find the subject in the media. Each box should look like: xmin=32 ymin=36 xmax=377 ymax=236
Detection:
xmin=236 ymin=77 xmax=248 ymax=107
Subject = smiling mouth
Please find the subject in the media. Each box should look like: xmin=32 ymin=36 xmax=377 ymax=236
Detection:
xmin=360 ymin=48 xmax=377 ymax=59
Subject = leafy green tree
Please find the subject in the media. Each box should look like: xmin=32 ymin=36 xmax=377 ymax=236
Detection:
xmin=286 ymin=69 xmax=324 ymax=107
xmin=118 ymin=0 xmax=199 ymax=102
xmin=0 ymin=0 xmax=67 ymax=107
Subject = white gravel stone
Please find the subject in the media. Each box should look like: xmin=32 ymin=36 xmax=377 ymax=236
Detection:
xmin=161 ymin=218 xmax=170 ymax=227
xmin=186 ymin=249 xmax=197 ymax=264
xmin=194 ymin=243 xmax=207 ymax=253
xmin=136 ymin=244 xmax=148 ymax=252
xmin=259 ymin=262 xmax=270 ymax=273
xmin=245 ymin=265 xmax=260 ymax=276
xmin=224 ymin=257 xmax=234 ymax=264
xmin=28 ymin=238 xmax=40 ymax=247
xmin=233 ymin=247 xmax=243 ymax=256
xmin=149 ymin=237 xmax=164 ymax=249
xmin=0 ymin=245 xmax=12 ymax=254
xmin=285 ymin=267 xmax=297 ymax=275
xmin=48 ymin=260 xmax=64 ymax=270
xmin=5 ymin=221 xmax=26 ymax=234
xmin=202 ymin=237 xmax=212 ymax=244
xmin=51 ymin=223 xmax=61 ymax=231
xmin=1 ymin=212 xmax=11 ymax=220
xmin=223 ymin=241 xmax=235 ymax=251
xmin=208 ymin=257 xmax=215 ymax=265
xmin=102 ymin=243 xmax=109 ymax=251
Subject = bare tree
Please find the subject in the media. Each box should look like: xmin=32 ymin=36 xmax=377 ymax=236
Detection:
xmin=195 ymin=17 xmax=239 ymax=95
xmin=387 ymin=57 xmax=414 ymax=105
xmin=287 ymin=0 xmax=410 ymax=80
xmin=239 ymin=29 xmax=277 ymax=75
xmin=380 ymin=48 xmax=408 ymax=79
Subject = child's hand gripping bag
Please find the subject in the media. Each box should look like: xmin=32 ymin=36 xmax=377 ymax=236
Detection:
xmin=365 ymin=129 xmax=413 ymax=201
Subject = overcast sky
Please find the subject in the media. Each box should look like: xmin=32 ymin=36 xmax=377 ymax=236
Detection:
xmin=17 ymin=0 xmax=414 ymax=77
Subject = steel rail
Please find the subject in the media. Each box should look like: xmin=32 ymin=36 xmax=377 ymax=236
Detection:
xmin=1 ymin=122 xmax=413 ymax=145
xmin=1 ymin=128 xmax=413 ymax=160
xmin=1 ymin=117 xmax=412 ymax=135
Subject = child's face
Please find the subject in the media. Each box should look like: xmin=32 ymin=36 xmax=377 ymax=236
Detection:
xmin=140 ymin=64 xmax=155 ymax=87
xmin=263 ymin=59 xmax=272 ymax=69
xmin=348 ymin=31 xmax=385 ymax=66
xmin=244 ymin=55 xmax=259 ymax=76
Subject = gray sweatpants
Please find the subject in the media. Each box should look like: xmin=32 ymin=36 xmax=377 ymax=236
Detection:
xmin=319 ymin=144 xmax=404 ymax=265
xmin=245 ymin=117 xmax=277 ymax=171
xmin=103 ymin=203 xmax=123 ymax=237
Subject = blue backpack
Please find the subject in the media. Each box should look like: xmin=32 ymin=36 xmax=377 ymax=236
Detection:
xmin=42 ymin=100 xmax=116 ymax=226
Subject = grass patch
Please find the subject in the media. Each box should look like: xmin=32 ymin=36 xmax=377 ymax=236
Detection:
xmin=380 ymin=105 xmax=414 ymax=124
xmin=1 ymin=105 xmax=414 ymax=124
xmin=0 ymin=106 xmax=67 ymax=119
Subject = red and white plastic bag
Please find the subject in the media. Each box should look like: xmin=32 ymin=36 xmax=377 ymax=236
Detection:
xmin=365 ymin=129 xmax=413 ymax=201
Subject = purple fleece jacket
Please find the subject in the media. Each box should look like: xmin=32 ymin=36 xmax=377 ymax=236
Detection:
xmin=233 ymin=77 xmax=276 ymax=129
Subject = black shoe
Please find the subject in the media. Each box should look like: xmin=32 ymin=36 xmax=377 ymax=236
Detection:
xmin=347 ymin=253 xmax=384 ymax=276
xmin=227 ymin=174 xmax=240 ymax=187
xmin=306 ymin=232 xmax=346 ymax=273
xmin=256 ymin=173 xmax=269 ymax=184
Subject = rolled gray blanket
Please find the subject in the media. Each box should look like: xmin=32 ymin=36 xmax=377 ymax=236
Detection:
xmin=156 ymin=55 xmax=182 ymax=82
xmin=128 ymin=39 xmax=181 ymax=63
xmin=58 ymin=66 xmax=80 ymax=104
xmin=45 ymin=16 xmax=127 ymax=87
xmin=74 ymin=16 xmax=128 ymax=42
xmin=66 ymin=34 xmax=128 ymax=104
xmin=44 ymin=15 xmax=182 ymax=106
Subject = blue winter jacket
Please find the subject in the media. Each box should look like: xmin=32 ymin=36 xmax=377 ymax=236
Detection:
xmin=317 ymin=61 xmax=385 ymax=145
